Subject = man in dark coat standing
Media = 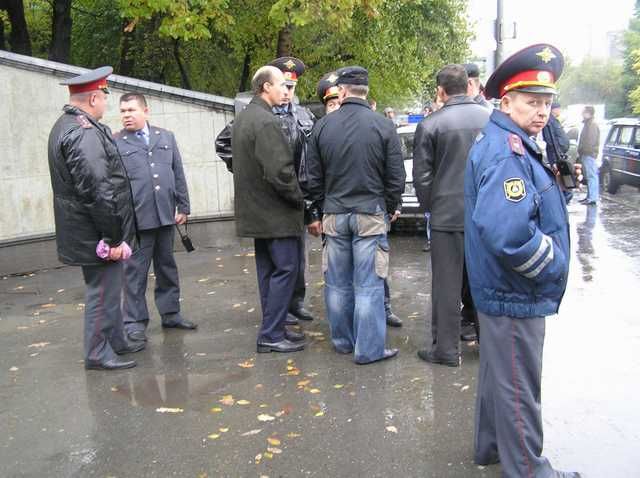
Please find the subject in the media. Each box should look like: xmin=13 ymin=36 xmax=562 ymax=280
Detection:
xmin=268 ymin=57 xmax=317 ymax=325
xmin=232 ymin=65 xmax=306 ymax=353
xmin=47 ymin=67 xmax=142 ymax=370
xmin=115 ymin=92 xmax=196 ymax=343
xmin=412 ymin=64 xmax=490 ymax=367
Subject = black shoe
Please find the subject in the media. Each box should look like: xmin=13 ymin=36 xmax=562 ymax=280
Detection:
xmin=356 ymin=348 xmax=399 ymax=364
xmin=126 ymin=330 xmax=147 ymax=342
xmin=461 ymin=332 xmax=478 ymax=342
xmin=584 ymin=200 xmax=597 ymax=206
xmin=289 ymin=307 xmax=314 ymax=321
xmin=115 ymin=340 xmax=146 ymax=354
xmin=579 ymin=198 xmax=589 ymax=204
xmin=386 ymin=312 xmax=403 ymax=327
xmin=285 ymin=329 xmax=306 ymax=342
xmin=334 ymin=346 xmax=353 ymax=354
xmin=161 ymin=314 xmax=198 ymax=330
xmin=285 ymin=313 xmax=299 ymax=326
xmin=417 ymin=349 xmax=459 ymax=367
xmin=423 ymin=241 xmax=431 ymax=252
xmin=257 ymin=339 xmax=305 ymax=353
xmin=474 ymin=455 xmax=500 ymax=466
xmin=85 ymin=358 xmax=137 ymax=370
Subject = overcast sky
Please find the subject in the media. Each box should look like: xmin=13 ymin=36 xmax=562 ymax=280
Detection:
xmin=468 ymin=0 xmax=636 ymax=65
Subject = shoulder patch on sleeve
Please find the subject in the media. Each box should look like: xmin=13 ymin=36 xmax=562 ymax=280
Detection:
xmin=504 ymin=177 xmax=526 ymax=202
xmin=508 ymin=134 xmax=524 ymax=156
xmin=76 ymin=115 xmax=93 ymax=129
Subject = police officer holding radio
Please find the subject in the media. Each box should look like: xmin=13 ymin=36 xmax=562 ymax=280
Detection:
xmin=115 ymin=92 xmax=196 ymax=343
xmin=268 ymin=57 xmax=317 ymax=325
xmin=465 ymin=44 xmax=580 ymax=477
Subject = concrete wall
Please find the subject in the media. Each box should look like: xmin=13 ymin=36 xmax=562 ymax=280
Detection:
xmin=0 ymin=52 xmax=235 ymax=246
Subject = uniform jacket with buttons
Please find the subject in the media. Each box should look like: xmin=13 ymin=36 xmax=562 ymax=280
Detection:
xmin=47 ymin=105 xmax=137 ymax=266
xmin=114 ymin=124 xmax=190 ymax=231
xmin=464 ymin=110 xmax=571 ymax=318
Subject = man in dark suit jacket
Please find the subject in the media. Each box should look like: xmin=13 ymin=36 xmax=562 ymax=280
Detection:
xmin=115 ymin=93 xmax=196 ymax=343
xmin=232 ymin=66 xmax=306 ymax=353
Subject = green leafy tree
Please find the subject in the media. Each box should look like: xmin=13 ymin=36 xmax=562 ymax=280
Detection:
xmin=558 ymin=58 xmax=626 ymax=118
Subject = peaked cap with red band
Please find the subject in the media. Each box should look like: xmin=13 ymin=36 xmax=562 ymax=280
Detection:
xmin=60 ymin=66 xmax=113 ymax=94
xmin=269 ymin=57 xmax=306 ymax=86
xmin=484 ymin=44 xmax=563 ymax=99
xmin=316 ymin=72 xmax=340 ymax=103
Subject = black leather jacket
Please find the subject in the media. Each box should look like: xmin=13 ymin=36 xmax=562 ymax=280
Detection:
xmin=412 ymin=95 xmax=490 ymax=232
xmin=305 ymin=97 xmax=405 ymax=216
xmin=47 ymin=105 xmax=137 ymax=266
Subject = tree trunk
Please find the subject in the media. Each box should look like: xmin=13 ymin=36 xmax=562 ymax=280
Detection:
xmin=173 ymin=38 xmax=191 ymax=90
xmin=49 ymin=0 xmax=72 ymax=62
xmin=238 ymin=51 xmax=251 ymax=92
xmin=276 ymin=25 xmax=293 ymax=58
xmin=0 ymin=14 xmax=5 ymax=51
xmin=0 ymin=0 xmax=32 ymax=55
xmin=118 ymin=19 xmax=136 ymax=76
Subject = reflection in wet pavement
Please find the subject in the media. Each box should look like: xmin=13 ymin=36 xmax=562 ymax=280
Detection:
xmin=1 ymin=190 xmax=639 ymax=477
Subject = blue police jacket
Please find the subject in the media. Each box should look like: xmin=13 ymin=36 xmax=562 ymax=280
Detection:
xmin=464 ymin=110 xmax=571 ymax=318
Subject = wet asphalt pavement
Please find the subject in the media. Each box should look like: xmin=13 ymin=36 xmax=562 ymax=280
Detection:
xmin=1 ymin=188 xmax=639 ymax=478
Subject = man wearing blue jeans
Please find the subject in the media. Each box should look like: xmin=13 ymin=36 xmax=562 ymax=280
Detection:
xmin=305 ymin=66 xmax=405 ymax=364
xmin=578 ymin=105 xmax=600 ymax=206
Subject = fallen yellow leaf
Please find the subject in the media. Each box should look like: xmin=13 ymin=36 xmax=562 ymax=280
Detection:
xmin=314 ymin=411 xmax=324 ymax=417
xmin=238 ymin=360 xmax=255 ymax=369
xmin=259 ymin=404 xmax=268 ymax=408
xmin=461 ymin=385 xmax=470 ymax=392
xmin=264 ymin=452 xmax=273 ymax=460
xmin=40 ymin=303 xmax=56 ymax=308
xmin=257 ymin=414 xmax=275 ymax=422
xmin=208 ymin=433 xmax=220 ymax=440
xmin=297 ymin=379 xmax=311 ymax=387
xmin=309 ymin=388 xmax=320 ymax=394
xmin=242 ymin=429 xmax=262 ymax=436
xmin=236 ymin=400 xmax=251 ymax=405
xmin=286 ymin=432 xmax=301 ymax=438
xmin=333 ymin=384 xmax=344 ymax=389
xmin=219 ymin=428 xmax=229 ymax=433
xmin=267 ymin=437 xmax=281 ymax=446
xmin=156 ymin=407 xmax=183 ymax=413
xmin=267 ymin=447 xmax=282 ymax=454
xmin=210 ymin=407 xmax=223 ymax=413
xmin=255 ymin=453 xmax=262 ymax=464
xmin=386 ymin=426 xmax=398 ymax=434
xmin=219 ymin=395 xmax=235 ymax=406
xmin=28 ymin=342 xmax=50 ymax=348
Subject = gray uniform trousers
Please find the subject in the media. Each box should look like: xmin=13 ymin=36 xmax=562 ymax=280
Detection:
xmin=429 ymin=230 xmax=464 ymax=360
xmin=475 ymin=312 xmax=553 ymax=478
xmin=81 ymin=261 xmax=128 ymax=362
xmin=123 ymin=225 xmax=180 ymax=331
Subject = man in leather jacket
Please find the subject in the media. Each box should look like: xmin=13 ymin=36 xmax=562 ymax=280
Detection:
xmin=412 ymin=64 xmax=490 ymax=367
xmin=47 ymin=67 xmax=142 ymax=370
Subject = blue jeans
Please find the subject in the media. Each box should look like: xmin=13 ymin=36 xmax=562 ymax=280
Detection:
xmin=323 ymin=213 xmax=389 ymax=363
xmin=582 ymin=155 xmax=599 ymax=202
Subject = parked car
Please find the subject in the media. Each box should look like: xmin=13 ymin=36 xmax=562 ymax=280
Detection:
xmin=397 ymin=123 xmax=421 ymax=217
xmin=600 ymin=118 xmax=640 ymax=194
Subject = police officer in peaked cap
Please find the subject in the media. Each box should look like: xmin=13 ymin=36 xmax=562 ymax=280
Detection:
xmin=48 ymin=67 xmax=142 ymax=370
xmin=316 ymin=72 xmax=341 ymax=114
xmin=268 ymin=56 xmax=317 ymax=325
xmin=464 ymin=44 xmax=580 ymax=477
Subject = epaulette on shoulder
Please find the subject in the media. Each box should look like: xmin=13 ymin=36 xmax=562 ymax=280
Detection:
xmin=76 ymin=115 xmax=93 ymax=129
xmin=508 ymin=133 xmax=525 ymax=156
